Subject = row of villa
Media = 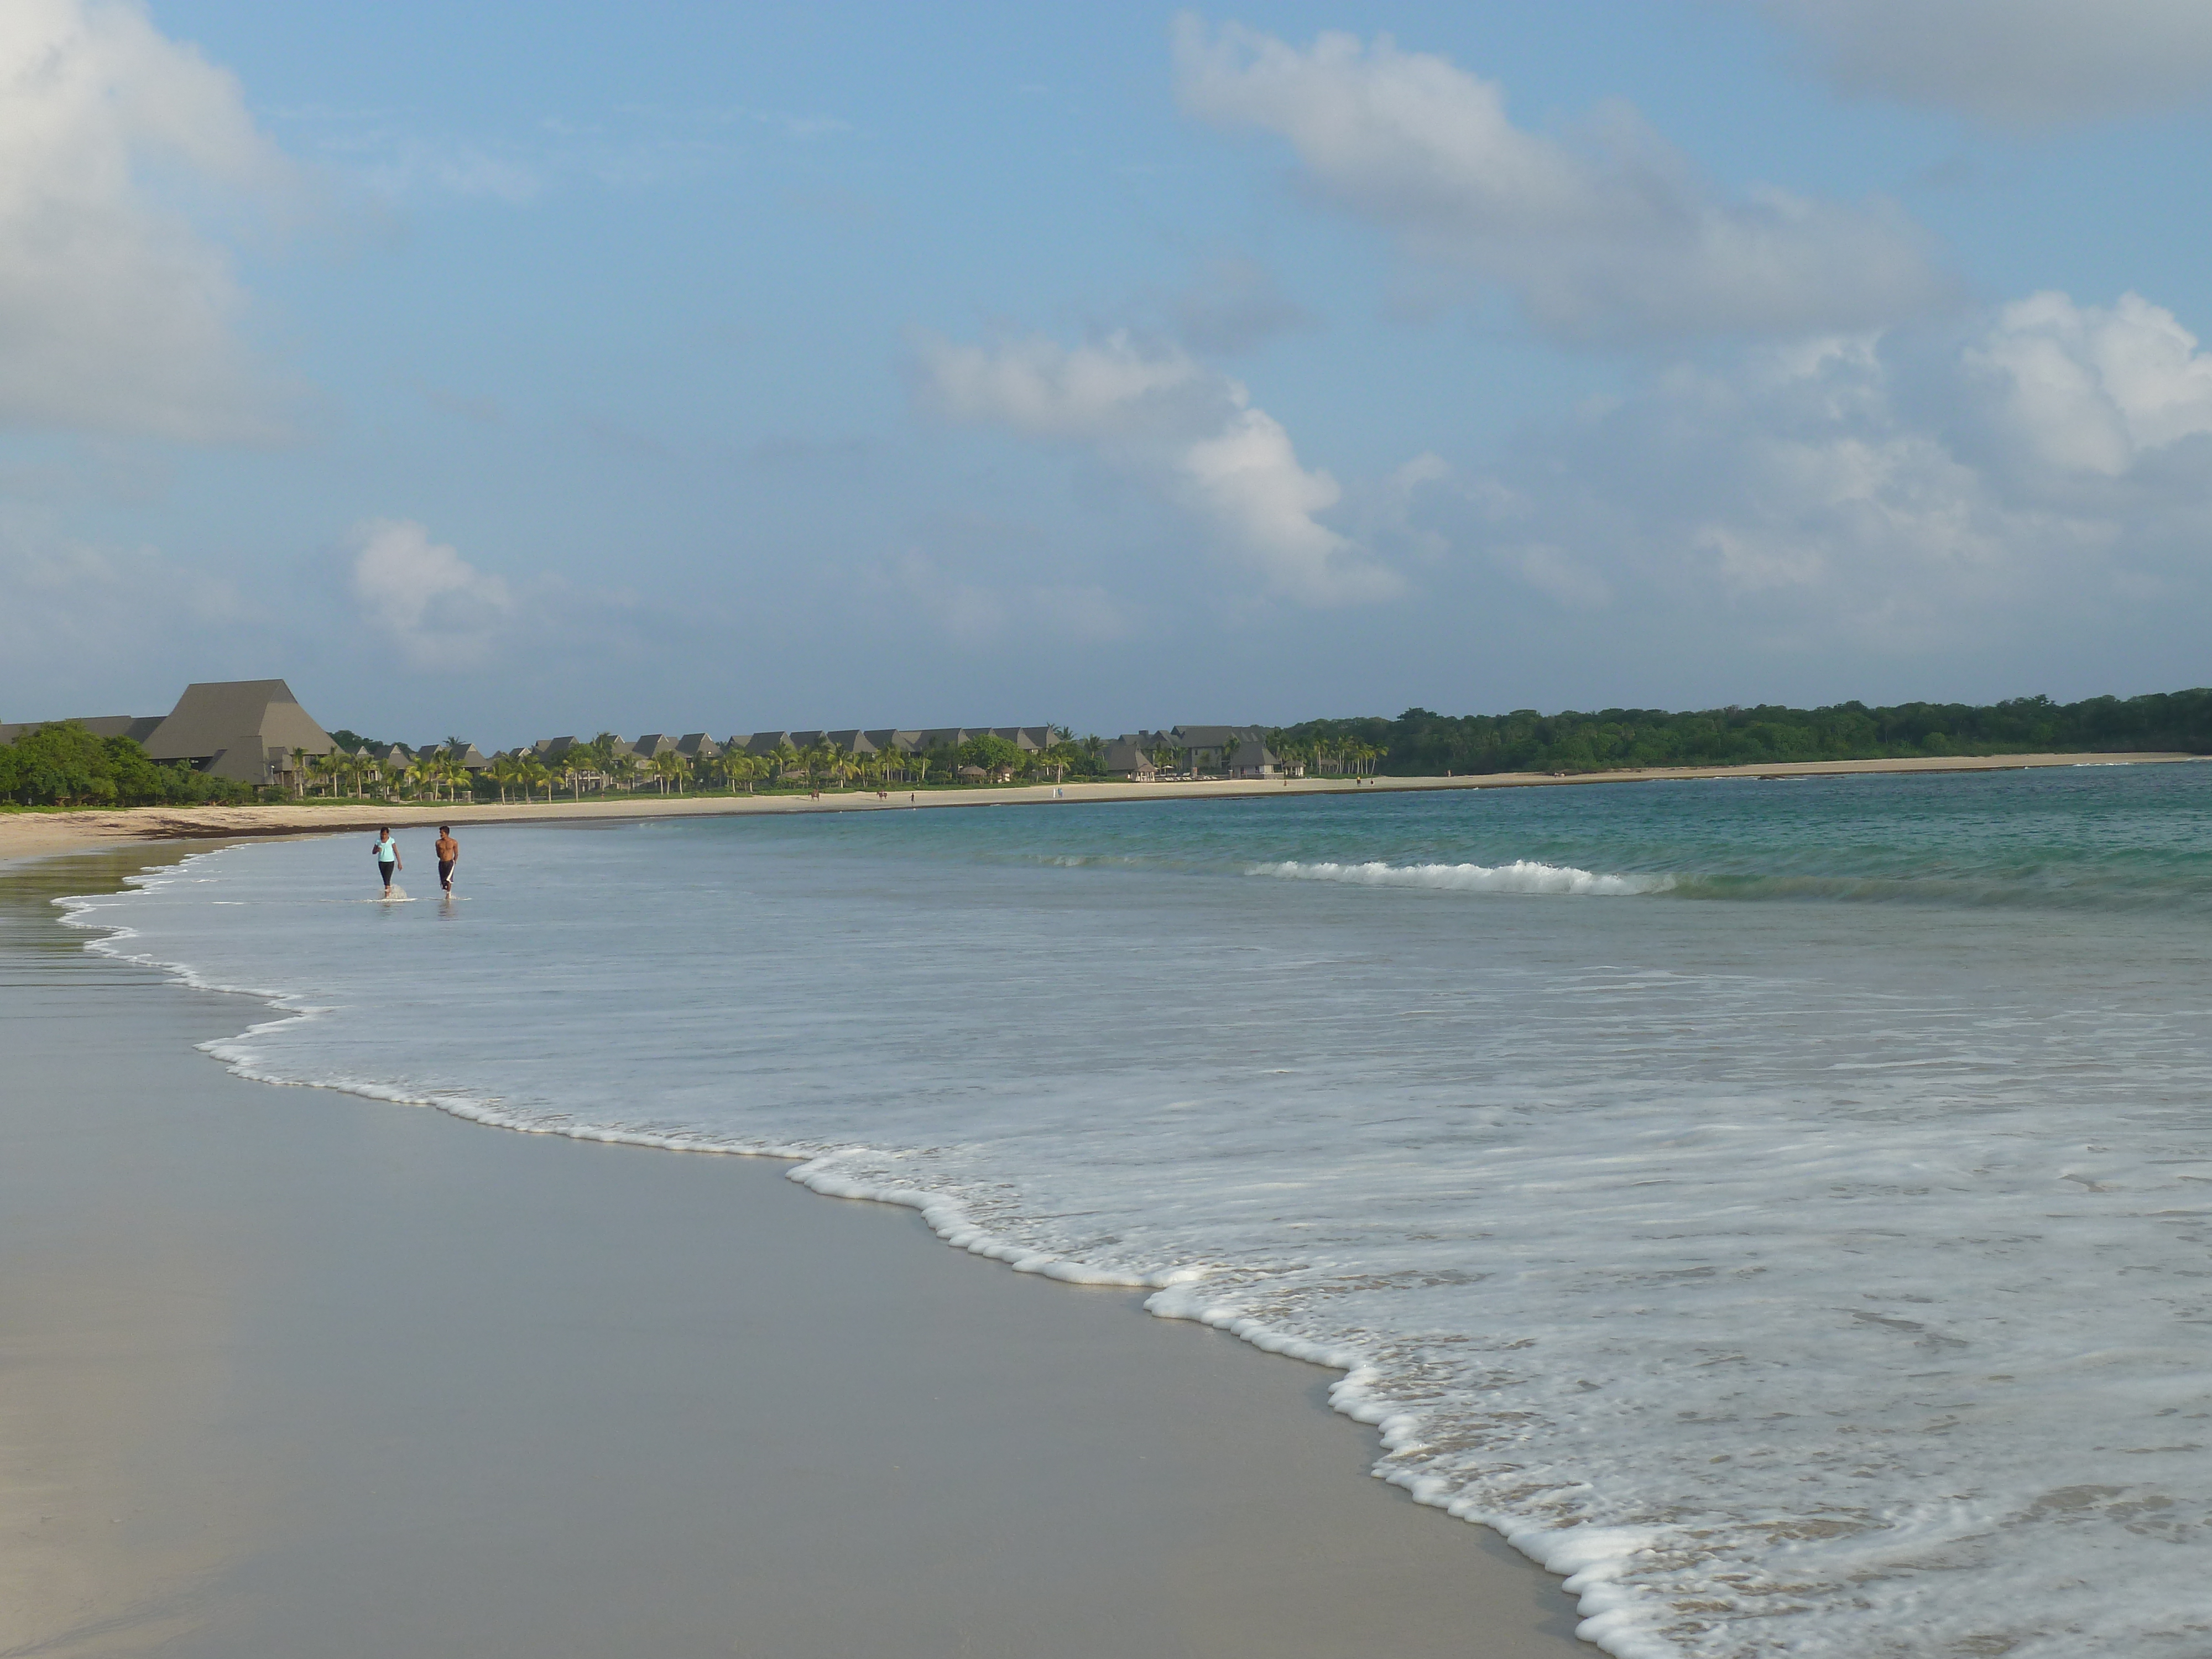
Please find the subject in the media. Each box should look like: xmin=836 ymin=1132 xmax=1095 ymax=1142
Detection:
xmin=518 ymin=726 xmax=1287 ymax=781
xmin=3 ymin=680 xmax=1292 ymax=787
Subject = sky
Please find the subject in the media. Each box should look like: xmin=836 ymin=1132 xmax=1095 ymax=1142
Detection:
xmin=7 ymin=0 xmax=2212 ymax=744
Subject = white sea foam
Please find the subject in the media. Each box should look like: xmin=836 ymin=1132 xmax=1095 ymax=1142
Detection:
xmin=48 ymin=785 xmax=2212 ymax=1659
xmin=1248 ymin=858 xmax=1671 ymax=895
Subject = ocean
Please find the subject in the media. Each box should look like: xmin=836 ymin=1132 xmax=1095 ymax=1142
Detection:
xmin=59 ymin=764 xmax=2212 ymax=1658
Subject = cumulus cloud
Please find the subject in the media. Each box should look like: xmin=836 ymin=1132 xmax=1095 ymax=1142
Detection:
xmin=348 ymin=519 xmax=514 ymax=667
xmin=926 ymin=332 xmax=1211 ymax=439
xmin=1172 ymin=17 xmax=1948 ymax=343
xmin=0 ymin=0 xmax=294 ymax=441
xmin=1410 ymin=291 xmax=2212 ymax=655
xmin=1745 ymin=0 xmax=2212 ymax=126
xmin=1964 ymin=291 xmax=2212 ymax=476
xmin=918 ymin=331 xmax=1401 ymax=606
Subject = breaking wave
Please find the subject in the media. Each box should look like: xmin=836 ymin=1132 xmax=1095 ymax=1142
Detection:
xmin=1246 ymin=858 xmax=1671 ymax=896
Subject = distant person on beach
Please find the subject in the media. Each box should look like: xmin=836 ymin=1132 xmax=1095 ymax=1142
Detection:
xmin=373 ymin=829 xmax=400 ymax=893
xmin=435 ymin=825 xmax=458 ymax=893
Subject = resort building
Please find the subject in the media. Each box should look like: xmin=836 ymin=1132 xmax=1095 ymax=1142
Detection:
xmin=414 ymin=742 xmax=489 ymax=773
xmin=728 ymin=727 xmax=1056 ymax=760
xmin=1099 ymin=726 xmax=1280 ymax=779
xmin=3 ymin=679 xmax=336 ymax=787
xmin=1168 ymin=725 xmax=1281 ymax=778
xmin=0 ymin=713 xmax=166 ymax=745
xmin=1098 ymin=737 xmax=1159 ymax=780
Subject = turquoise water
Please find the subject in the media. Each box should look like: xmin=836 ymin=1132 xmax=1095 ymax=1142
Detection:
xmin=63 ymin=763 xmax=2212 ymax=1658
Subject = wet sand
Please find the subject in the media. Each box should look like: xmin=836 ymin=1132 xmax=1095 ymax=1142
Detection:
xmin=0 ymin=846 xmax=1595 ymax=1659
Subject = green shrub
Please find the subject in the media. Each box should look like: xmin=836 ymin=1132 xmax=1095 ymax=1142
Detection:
xmin=0 ymin=723 xmax=254 ymax=807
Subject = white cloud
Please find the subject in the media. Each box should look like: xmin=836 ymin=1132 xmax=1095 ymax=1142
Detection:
xmin=925 ymin=333 xmax=1209 ymax=439
xmin=919 ymin=331 xmax=1401 ymax=607
xmin=1745 ymin=1 xmax=2212 ymax=126
xmin=1172 ymin=17 xmax=1948 ymax=343
xmin=1179 ymin=406 xmax=1399 ymax=604
xmin=1401 ymin=291 xmax=2212 ymax=656
xmin=1965 ymin=291 xmax=2212 ymax=476
xmin=0 ymin=0 xmax=294 ymax=441
xmin=348 ymin=519 xmax=514 ymax=668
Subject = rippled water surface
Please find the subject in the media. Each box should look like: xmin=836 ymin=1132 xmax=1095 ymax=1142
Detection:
xmin=62 ymin=765 xmax=2212 ymax=1658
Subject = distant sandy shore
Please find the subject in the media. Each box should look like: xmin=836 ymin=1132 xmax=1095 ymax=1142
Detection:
xmin=2 ymin=749 xmax=2197 ymax=864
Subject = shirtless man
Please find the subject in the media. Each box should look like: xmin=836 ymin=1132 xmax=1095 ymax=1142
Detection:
xmin=434 ymin=825 xmax=459 ymax=893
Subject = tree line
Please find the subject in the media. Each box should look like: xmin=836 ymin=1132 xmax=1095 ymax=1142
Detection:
xmin=316 ymin=730 xmax=1095 ymax=803
xmin=18 ymin=689 xmax=2209 ymax=809
xmin=0 ymin=723 xmax=254 ymax=807
xmin=1276 ymin=689 xmax=2212 ymax=776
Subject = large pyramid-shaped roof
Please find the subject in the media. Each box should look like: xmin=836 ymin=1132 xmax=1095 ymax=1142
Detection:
xmin=143 ymin=680 xmax=335 ymax=781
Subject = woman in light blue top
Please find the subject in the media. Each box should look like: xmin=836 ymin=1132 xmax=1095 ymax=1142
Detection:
xmin=373 ymin=828 xmax=400 ymax=893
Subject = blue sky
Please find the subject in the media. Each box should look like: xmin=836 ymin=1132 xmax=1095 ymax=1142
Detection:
xmin=7 ymin=1 xmax=2212 ymax=743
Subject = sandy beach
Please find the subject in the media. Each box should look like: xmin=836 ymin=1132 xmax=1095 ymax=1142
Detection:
xmin=1 ymin=748 xmax=2196 ymax=865
xmin=0 ymin=844 xmax=1595 ymax=1658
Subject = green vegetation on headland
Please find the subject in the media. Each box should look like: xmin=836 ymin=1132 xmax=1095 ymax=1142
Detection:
xmin=1280 ymin=688 xmax=2212 ymax=776
xmin=0 ymin=722 xmax=254 ymax=808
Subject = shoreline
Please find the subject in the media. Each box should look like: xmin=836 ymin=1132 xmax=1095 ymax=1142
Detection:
xmin=2 ymin=748 xmax=2197 ymax=865
xmin=2 ymin=845 xmax=1598 ymax=1657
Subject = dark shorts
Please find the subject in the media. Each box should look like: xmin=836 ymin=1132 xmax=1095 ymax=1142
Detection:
xmin=437 ymin=859 xmax=456 ymax=885
xmin=378 ymin=860 xmax=395 ymax=884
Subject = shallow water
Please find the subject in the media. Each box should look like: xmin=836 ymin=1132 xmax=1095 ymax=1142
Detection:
xmin=60 ymin=766 xmax=2212 ymax=1658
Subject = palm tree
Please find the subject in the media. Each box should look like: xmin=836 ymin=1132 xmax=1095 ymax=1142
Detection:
xmin=577 ymin=733 xmax=615 ymax=795
xmin=769 ymin=741 xmax=801 ymax=787
xmin=649 ymin=751 xmax=690 ymax=795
